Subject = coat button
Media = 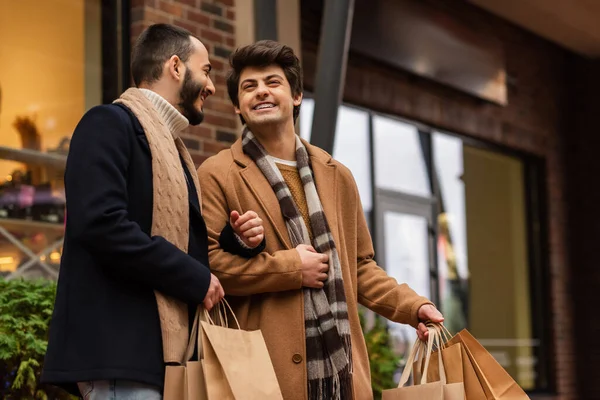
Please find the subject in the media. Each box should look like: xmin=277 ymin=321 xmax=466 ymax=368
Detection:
xmin=292 ymin=354 xmax=303 ymax=364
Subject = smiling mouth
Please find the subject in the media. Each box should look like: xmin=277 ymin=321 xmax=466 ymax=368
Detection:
xmin=253 ymin=103 xmax=276 ymax=110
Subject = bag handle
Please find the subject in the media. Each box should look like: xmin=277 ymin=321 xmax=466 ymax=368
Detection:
xmin=183 ymin=305 xmax=205 ymax=363
xmin=420 ymin=326 xmax=447 ymax=385
xmin=397 ymin=325 xmax=441 ymax=388
xmin=397 ymin=337 xmax=424 ymax=388
xmin=436 ymin=323 xmax=453 ymax=344
xmin=202 ymin=298 xmax=241 ymax=330
xmin=419 ymin=326 xmax=441 ymax=384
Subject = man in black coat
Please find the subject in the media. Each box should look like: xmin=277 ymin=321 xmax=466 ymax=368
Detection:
xmin=42 ymin=24 xmax=265 ymax=399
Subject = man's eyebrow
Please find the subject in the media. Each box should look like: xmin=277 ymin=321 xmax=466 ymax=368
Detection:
xmin=265 ymin=74 xmax=284 ymax=80
xmin=240 ymin=78 xmax=257 ymax=86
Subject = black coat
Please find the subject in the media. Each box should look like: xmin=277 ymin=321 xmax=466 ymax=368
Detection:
xmin=41 ymin=104 xmax=262 ymax=394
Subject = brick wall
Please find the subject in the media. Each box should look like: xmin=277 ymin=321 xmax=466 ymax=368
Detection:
xmin=130 ymin=0 xmax=239 ymax=167
xmin=301 ymin=0 xmax=576 ymax=399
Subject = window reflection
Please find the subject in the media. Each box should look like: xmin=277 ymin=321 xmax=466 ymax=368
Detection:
xmin=433 ymin=133 xmax=469 ymax=334
xmin=299 ymin=99 xmax=372 ymax=213
xmin=373 ymin=116 xmax=430 ymax=197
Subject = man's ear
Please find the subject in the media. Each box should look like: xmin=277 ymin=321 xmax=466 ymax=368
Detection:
xmin=293 ymin=91 xmax=303 ymax=107
xmin=167 ymin=55 xmax=183 ymax=81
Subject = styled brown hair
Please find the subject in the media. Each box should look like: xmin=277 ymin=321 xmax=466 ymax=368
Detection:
xmin=226 ymin=40 xmax=303 ymax=124
xmin=131 ymin=24 xmax=195 ymax=87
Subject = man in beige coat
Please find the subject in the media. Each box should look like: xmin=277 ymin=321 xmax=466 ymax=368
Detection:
xmin=197 ymin=40 xmax=444 ymax=399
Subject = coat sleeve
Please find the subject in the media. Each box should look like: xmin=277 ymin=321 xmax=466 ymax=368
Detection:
xmin=219 ymin=222 xmax=266 ymax=258
xmin=197 ymin=158 xmax=303 ymax=296
xmin=348 ymin=172 xmax=433 ymax=328
xmin=65 ymin=105 xmax=211 ymax=304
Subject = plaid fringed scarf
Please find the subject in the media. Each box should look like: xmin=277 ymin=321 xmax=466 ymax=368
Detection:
xmin=242 ymin=128 xmax=353 ymax=399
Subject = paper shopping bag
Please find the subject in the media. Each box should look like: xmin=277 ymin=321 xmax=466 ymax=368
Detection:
xmin=200 ymin=301 xmax=283 ymax=399
xmin=414 ymin=341 xmax=464 ymax=383
xmin=413 ymin=324 xmax=485 ymax=400
xmin=164 ymin=306 xmax=210 ymax=400
xmin=383 ymin=326 xmax=464 ymax=400
xmin=447 ymin=328 xmax=530 ymax=400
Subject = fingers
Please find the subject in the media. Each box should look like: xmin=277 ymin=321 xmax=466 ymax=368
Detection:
xmin=246 ymin=234 xmax=264 ymax=247
xmin=319 ymin=263 xmax=329 ymax=273
xmin=321 ymin=253 xmax=329 ymax=263
xmin=233 ymin=211 xmax=258 ymax=230
xmin=203 ymin=297 xmax=214 ymax=311
xmin=431 ymin=309 xmax=445 ymax=323
xmin=318 ymin=273 xmax=328 ymax=282
xmin=418 ymin=304 xmax=445 ymax=324
xmin=417 ymin=322 xmax=429 ymax=342
xmin=239 ymin=218 xmax=263 ymax=234
xmin=242 ymin=226 xmax=264 ymax=239
xmin=230 ymin=210 xmax=240 ymax=226
xmin=204 ymin=274 xmax=225 ymax=311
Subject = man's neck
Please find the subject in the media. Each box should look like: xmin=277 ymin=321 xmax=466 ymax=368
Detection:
xmin=251 ymin=123 xmax=297 ymax=161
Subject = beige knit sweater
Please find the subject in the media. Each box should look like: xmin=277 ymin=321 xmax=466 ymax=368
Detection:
xmin=114 ymin=88 xmax=202 ymax=363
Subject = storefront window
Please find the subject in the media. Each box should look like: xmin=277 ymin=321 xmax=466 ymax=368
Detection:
xmin=0 ymin=0 xmax=103 ymax=279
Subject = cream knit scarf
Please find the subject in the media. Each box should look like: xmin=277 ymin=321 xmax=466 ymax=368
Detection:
xmin=114 ymin=88 xmax=202 ymax=363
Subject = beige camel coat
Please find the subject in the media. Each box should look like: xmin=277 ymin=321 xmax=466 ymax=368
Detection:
xmin=197 ymin=138 xmax=432 ymax=400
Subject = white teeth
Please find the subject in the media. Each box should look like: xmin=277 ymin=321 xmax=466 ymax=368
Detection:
xmin=254 ymin=103 xmax=275 ymax=110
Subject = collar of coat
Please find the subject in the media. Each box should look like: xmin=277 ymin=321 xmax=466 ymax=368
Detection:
xmin=230 ymin=135 xmax=335 ymax=167
xmin=229 ymin=134 xmax=340 ymax=251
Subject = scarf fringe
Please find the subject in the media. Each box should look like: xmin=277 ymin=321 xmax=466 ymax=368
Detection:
xmin=308 ymin=366 xmax=353 ymax=400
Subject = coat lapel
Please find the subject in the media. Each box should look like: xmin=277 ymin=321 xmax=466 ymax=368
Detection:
xmin=310 ymin=153 xmax=340 ymax=249
xmin=232 ymin=140 xmax=292 ymax=249
xmin=231 ymin=138 xmax=341 ymax=251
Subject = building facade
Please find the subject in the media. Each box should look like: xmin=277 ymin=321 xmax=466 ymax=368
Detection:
xmin=2 ymin=0 xmax=599 ymax=398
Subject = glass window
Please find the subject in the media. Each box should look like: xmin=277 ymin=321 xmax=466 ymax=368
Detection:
xmin=383 ymin=210 xmax=431 ymax=372
xmin=299 ymin=98 xmax=314 ymax=142
xmin=299 ymin=99 xmax=372 ymax=213
xmin=0 ymin=0 xmax=103 ymax=279
xmin=433 ymin=133 xmax=536 ymax=390
xmin=433 ymin=132 xmax=469 ymax=333
xmin=461 ymin=145 xmax=535 ymax=390
xmin=373 ymin=116 xmax=431 ymax=196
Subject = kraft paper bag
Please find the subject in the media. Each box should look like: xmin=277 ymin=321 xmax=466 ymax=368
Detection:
xmin=414 ymin=324 xmax=485 ymax=400
xmin=164 ymin=306 xmax=209 ymax=400
xmin=383 ymin=326 xmax=464 ymax=400
xmin=414 ymin=340 xmax=464 ymax=384
xmin=200 ymin=301 xmax=283 ymax=400
xmin=446 ymin=327 xmax=530 ymax=400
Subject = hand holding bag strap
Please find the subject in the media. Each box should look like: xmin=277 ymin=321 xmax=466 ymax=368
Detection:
xmin=426 ymin=322 xmax=452 ymax=348
xmin=203 ymin=299 xmax=241 ymax=330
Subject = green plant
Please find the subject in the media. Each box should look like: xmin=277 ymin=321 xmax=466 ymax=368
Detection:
xmin=359 ymin=307 xmax=402 ymax=400
xmin=0 ymin=278 xmax=75 ymax=399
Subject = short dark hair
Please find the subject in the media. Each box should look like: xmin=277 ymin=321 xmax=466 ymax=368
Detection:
xmin=226 ymin=40 xmax=303 ymax=124
xmin=131 ymin=24 xmax=195 ymax=87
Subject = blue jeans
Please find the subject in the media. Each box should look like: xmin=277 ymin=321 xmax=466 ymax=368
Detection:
xmin=77 ymin=380 xmax=162 ymax=400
